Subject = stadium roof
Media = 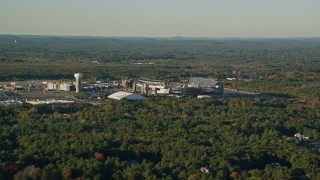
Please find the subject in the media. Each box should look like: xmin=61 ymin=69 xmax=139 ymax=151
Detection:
xmin=108 ymin=91 xmax=146 ymax=101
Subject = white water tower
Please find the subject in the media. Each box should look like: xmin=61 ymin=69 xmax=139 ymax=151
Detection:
xmin=74 ymin=73 xmax=83 ymax=93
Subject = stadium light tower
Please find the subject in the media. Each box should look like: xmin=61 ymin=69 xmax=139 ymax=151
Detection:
xmin=74 ymin=73 xmax=83 ymax=93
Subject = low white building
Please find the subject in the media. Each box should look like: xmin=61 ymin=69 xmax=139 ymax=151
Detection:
xmin=60 ymin=83 xmax=73 ymax=91
xmin=47 ymin=82 xmax=60 ymax=90
xmin=0 ymin=100 xmax=22 ymax=106
xmin=157 ymin=88 xmax=170 ymax=95
xmin=26 ymin=99 xmax=74 ymax=105
xmin=197 ymin=95 xmax=211 ymax=99
xmin=108 ymin=91 xmax=146 ymax=101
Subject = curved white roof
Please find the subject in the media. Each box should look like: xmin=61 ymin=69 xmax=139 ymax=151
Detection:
xmin=108 ymin=91 xmax=146 ymax=100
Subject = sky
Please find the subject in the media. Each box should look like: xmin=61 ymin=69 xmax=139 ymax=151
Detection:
xmin=1 ymin=0 xmax=320 ymax=37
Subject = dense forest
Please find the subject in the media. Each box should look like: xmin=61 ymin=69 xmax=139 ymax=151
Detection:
xmin=0 ymin=35 xmax=319 ymax=179
xmin=0 ymin=36 xmax=319 ymax=99
xmin=0 ymin=98 xmax=319 ymax=179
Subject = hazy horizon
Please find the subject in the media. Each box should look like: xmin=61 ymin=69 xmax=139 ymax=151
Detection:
xmin=1 ymin=34 xmax=320 ymax=39
xmin=1 ymin=0 xmax=320 ymax=37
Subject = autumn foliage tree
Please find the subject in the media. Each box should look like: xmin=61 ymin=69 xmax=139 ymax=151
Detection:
xmin=95 ymin=153 xmax=105 ymax=162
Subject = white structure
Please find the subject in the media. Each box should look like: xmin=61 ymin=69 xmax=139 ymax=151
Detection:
xmin=59 ymin=83 xmax=73 ymax=91
xmin=47 ymin=82 xmax=60 ymax=90
xmin=197 ymin=95 xmax=212 ymax=99
xmin=0 ymin=100 xmax=22 ymax=106
xmin=294 ymin=133 xmax=310 ymax=140
xmin=200 ymin=167 xmax=210 ymax=173
xmin=134 ymin=79 xmax=169 ymax=96
xmin=26 ymin=99 xmax=74 ymax=105
xmin=108 ymin=91 xmax=146 ymax=101
xmin=74 ymin=73 xmax=83 ymax=93
xmin=227 ymin=78 xmax=236 ymax=81
xmin=157 ymin=88 xmax=170 ymax=95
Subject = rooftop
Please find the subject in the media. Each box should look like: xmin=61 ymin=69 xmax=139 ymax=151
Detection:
xmin=188 ymin=77 xmax=219 ymax=87
xmin=108 ymin=91 xmax=146 ymax=101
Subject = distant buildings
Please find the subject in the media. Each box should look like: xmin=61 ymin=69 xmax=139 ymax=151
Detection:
xmin=1 ymin=74 xmax=224 ymax=104
xmin=60 ymin=83 xmax=75 ymax=91
xmin=1 ymin=83 xmax=24 ymax=91
xmin=188 ymin=77 xmax=223 ymax=94
xmin=133 ymin=77 xmax=223 ymax=98
xmin=47 ymin=82 xmax=59 ymax=90
xmin=44 ymin=74 xmax=223 ymax=99
xmin=121 ymin=79 xmax=134 ymax=89
xmin=134 ymin=78 xmax=169 ymax=96
xmin=4 ymin=86 xmax=15 ymax=91
xmin=47 ymin=82 xmax=75 ymax=92
xmin=46 ymin=73 xmax=83 ymax=93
